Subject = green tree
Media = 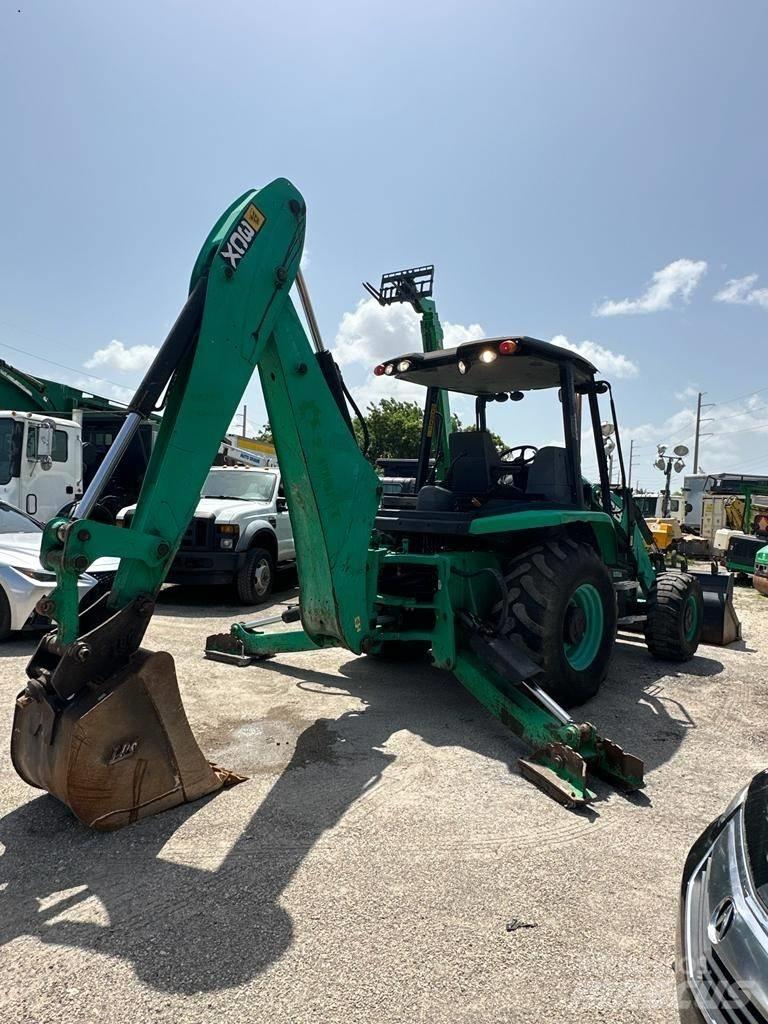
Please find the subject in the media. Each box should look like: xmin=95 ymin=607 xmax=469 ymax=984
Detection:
xmin=354 ymin=398 xmax=424 ymax=464
xmin=252 ymin=423 xmax=274 ymax=445
xmin=354 ymin=398 xmax=508 ymax=465
xmin=258 ymin=400 xmax=509 ymax=466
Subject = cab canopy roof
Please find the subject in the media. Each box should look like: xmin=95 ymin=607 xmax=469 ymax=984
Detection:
xmin=379 ymin=336 xmax=597 ymax=396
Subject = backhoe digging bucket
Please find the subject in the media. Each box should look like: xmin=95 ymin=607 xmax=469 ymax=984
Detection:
xmin=688 ymin=570 xmax=742 ymax=646
xmin=11 ymin=650 xmax=242 ymax=830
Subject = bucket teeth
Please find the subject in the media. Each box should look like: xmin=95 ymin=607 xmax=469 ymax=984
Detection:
xmin=11 ymin=649 xmax=244 ymax=830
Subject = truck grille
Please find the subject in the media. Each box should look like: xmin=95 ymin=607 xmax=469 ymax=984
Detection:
xmin=122 ymin=512 xmax=215 ymax=552
xmin=179 ymin=516 xmax=215 ymax=551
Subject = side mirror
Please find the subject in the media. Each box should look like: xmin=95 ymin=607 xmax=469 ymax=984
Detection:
xmin=36 ymin=419 xmax=55 ymax=459
xmin=276 ymin=496 xmax=288 ymax=513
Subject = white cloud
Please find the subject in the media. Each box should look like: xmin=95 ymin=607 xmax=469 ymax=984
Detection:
xmin=593 ymin=259 xmax=707 ymax=316
xmin=85 ymin=339 xmax=158 ymax=373
xmin=622 ymin=394 xmax=768 ymax=480
xmin=352 ymin=370 xmax=430 ymax=411
xmin=333 ymin=297 xmax=484 ymax=368
xmin=714 ymin=273 xmax=768 ymax=310
xmin=674 ymin=385 xmax=700 ymax=402
xmin=550 ymin=335 xmax=639 ymax=379
xmin=71 ymin=376 xmax=134 ymax=406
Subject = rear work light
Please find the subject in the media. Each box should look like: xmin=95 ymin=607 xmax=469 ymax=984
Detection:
xmin=498 ymin=339 xmax=518 ymax=355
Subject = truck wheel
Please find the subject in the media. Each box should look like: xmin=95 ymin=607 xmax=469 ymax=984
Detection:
xmin=235 ymin=547 xmax=275 ymax=605
xmin=0 ymin=588 xmax=11 ymax=641
xmin=501 ymin=538 xmax=617 ymax=707
xmin=644 ymin=570 xmax=703 ymax=661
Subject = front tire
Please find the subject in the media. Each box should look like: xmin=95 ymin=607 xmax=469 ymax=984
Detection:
xmin=235 ymin=547 xmax=275 ymax=605
xmin=644 ymin=570 xmax=702 ymax=661
xmin=501 ymin=538 xmax=617 ymax=707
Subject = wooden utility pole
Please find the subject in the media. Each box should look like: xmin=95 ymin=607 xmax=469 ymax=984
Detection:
xmin=692 ymin=392 xmax=714 ymax=473
xmin=241 ymin=404 xmax=247 ymax=438
xmin=628 ymin=439 xmax=635 ymax=489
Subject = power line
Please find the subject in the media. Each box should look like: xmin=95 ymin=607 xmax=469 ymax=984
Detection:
xmin=711 ymin=383 xmax=768 ymax=409
xmin=710 ymin=419 xmax=768 ymax=438
xmin=0 ymin=332 xmax=131 ymax=394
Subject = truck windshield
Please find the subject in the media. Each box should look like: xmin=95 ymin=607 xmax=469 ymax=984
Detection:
xmin=202 ymin=470 xmax=276 ymax=502
xmin=0 ymin=419 xmax=22 ymax=486
xmin=0 ymin=501 xmax=41 ymax=534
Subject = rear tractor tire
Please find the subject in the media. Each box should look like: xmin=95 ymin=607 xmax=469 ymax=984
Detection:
xmin=500 ymin=538 xmax=617 ymax=708
xmin=235 ymin=547 xmax=275 ymax=606
xmin=644 ymin=570 xmax=703 ymax=661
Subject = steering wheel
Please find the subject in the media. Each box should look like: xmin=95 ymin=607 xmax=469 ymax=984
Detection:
xmin=499 ymin=444 xmax=538 ymax=465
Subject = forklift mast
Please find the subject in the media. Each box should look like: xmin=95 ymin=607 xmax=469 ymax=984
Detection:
xmin=365 ymin=265 xmax=452 ymax=483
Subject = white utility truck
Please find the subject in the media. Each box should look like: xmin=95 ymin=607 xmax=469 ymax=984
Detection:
xmin=118 ymin=465 xmax=295 ymax=604
xmin=0 ymin=413 xmax=83 ymax=522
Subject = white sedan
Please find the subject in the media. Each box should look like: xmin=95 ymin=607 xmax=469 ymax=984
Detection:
xmin=0 ymin=501 xmax=119 ymax=641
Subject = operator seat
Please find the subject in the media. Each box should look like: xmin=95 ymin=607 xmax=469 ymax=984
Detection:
xmin=445 ymin=430 xmax=503 ymax=494
xmin=524 ymin=446 xmax=572 ymax=504
xmin=415 ymin=430 xmax=502 ymax=512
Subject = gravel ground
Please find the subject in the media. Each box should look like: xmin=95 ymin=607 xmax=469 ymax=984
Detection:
xmin=0 ymin=575 xmax=765 ymax=1024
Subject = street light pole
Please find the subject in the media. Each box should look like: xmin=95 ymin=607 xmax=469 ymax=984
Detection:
xmin=662 ymin=458 xmax=673 ymax=518
xmin=655 ymin=442 xmax=689 ymax=518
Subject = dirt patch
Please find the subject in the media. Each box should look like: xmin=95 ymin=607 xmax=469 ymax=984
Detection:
xmin=198 ymin=704 xmax=340 ymax=775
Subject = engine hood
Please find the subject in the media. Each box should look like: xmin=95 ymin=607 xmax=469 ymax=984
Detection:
xmin=0 ymin=532 xmax=45 ymax=571
xmin=0 ymin=531 xmax=119 ymax=574
xmin=194 ymin=498 xmax=272 ymax=521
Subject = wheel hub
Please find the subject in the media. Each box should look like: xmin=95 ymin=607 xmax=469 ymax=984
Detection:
xmin=563 ymin=583 xmax=604 ymax=672
xmin=253 ymin=560 xmax=271 ymax=596
xmin=564 ymin=606 xmax=587 ymax=645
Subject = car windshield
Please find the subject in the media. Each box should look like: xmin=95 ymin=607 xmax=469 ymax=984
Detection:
xmin=0 ymin=501 xmax=42 ymax=534
xmin=202 ymin=470 xmax=276 ymax=502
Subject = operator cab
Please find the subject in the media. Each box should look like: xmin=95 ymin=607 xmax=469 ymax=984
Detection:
xmin=375 ymin=336 xmax=608 ymax=534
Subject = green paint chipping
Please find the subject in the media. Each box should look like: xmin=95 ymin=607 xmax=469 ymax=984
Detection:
xmin=564 ymin=583 xmax=604 ymax=671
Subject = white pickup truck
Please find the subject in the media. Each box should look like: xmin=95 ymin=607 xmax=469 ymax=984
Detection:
xmin=118 ymin=466 xmax=295 ymax=604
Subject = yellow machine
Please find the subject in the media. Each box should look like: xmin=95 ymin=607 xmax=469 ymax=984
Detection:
xmin=645 ymin=517 xmax=683 ymax=551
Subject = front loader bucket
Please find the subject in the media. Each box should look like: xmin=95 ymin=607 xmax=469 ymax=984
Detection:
xmin=11 ymin=649 xmax=242 ymax=830
xmin=688 ymin=570 xmax=742 ymax=647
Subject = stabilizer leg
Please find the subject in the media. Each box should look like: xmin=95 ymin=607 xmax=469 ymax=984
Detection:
xmin=453 ymin=647 xmax=644 ymax=808
xmin=205 ymin=609 xmax=324 ymax=665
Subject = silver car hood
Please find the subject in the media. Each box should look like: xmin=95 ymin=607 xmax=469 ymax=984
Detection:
xmin=0 ymin=531 xmax=119 ymax=574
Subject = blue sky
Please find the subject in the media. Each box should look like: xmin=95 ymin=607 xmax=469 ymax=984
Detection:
xmin=1 ymin=0 xmax=766 ymax=490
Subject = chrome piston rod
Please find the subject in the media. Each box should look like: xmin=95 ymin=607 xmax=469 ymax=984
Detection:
xmin=295 ymin=268 xmax=325 ymax=353
xmin=73 ymin=411 xmax=143 ymax=520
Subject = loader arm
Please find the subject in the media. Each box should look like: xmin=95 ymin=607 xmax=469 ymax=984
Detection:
xmin=12 ymin=177 xmax=379 ymax=829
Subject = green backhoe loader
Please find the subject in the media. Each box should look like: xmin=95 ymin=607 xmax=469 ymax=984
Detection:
xmin=10 ymin=178 xmax=737 ymax=831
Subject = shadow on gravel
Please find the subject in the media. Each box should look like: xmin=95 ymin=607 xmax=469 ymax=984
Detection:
xmin=0 ymin=636 xmax=724 ymax=994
